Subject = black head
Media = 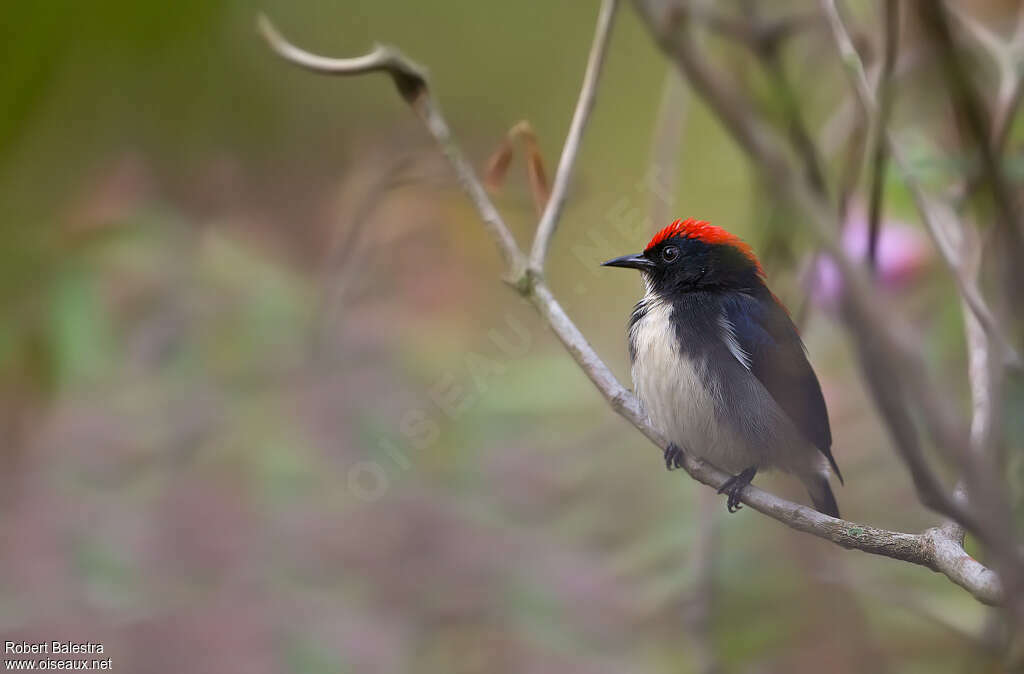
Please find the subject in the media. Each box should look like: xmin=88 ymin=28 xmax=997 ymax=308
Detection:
xmin=602 ymin=219 xmax=764 ymax=296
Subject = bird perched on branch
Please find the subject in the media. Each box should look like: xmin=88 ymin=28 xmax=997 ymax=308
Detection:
xmin=602 ymin=218 xmax=843 ymax=517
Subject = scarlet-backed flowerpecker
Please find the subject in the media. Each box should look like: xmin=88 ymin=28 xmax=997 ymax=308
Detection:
xmin=603 ymin=219 xmax=843 ymax=517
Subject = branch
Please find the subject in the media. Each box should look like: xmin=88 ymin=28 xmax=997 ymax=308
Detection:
xmin=257 ymin=14 xmax=427 ymax=103
xmin=943 ymin=226 xmax=1000 ymax=546
xmin=257 ymin=10 xmax=1005 ymax=607
xmin=529 ymin=0 xmax=619 ymax=271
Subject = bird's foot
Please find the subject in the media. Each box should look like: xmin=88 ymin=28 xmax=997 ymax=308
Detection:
xmin=664 ymin=443 xmax=685 ymax=471
xmin=717 ymin=466 xmax=758 ymax=513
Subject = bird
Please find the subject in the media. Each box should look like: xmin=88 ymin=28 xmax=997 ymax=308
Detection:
xmin=602 ymin=218 xmax=843 ymax=517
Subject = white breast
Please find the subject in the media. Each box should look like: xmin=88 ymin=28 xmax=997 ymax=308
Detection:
xmin=630 ymin=297 xmax=757 ymax=474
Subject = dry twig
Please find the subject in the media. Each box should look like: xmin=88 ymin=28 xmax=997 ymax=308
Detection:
xmin=483 ymin=120 xmax=551 ymax=217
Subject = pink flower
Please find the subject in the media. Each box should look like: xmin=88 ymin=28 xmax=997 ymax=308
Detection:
xmin=810 ymin=206 xmax=932 ymax=307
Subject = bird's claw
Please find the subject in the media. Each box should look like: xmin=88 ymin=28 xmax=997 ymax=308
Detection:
xmin=664 ymin=443 xmax=685 ymax=471
xmin=716 ymin=466 xmax=758 ymax=514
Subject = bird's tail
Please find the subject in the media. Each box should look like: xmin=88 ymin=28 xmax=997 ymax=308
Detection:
xmin=804 ymin=473 xmax=840 ymax=519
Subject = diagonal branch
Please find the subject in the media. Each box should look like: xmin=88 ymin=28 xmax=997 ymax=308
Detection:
xmin=257 ymin=10 xmax=1005 ymax=607
xmin=529 ymin=0 xmax=620 ymax=271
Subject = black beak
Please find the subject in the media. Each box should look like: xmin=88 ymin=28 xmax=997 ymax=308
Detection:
xmin=601 ymin=253 xmax=653 ymax=271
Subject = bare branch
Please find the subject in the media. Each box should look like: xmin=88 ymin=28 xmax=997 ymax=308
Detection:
xmin=529 ymin=0 xmax=620 ymax=271
xmin=258 ymin=8 xmax=1007 ymax=607
xmin=942 ymin=226 xmax=998 ymax=547
xmin=257 ymin=14 xmax=427 ymax=103
xmin=923 ymin=526 xmax=1004 ymax=605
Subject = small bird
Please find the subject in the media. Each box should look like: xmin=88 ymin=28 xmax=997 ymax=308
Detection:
xmin=602 ymin=218 xmax=843 ymax=517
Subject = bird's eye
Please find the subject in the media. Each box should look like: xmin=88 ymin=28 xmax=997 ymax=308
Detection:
xmin=661 ymin=246 xmax=679 ymax=263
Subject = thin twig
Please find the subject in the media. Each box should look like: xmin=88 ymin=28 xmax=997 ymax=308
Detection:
xmin=257 ymin=14 xmax=427 ymax=103
xmin=529 ymin=0 xmax=619 ymax=271
xmin=942 ymin=226 xmax=999 ymax=546
xmin=258 ymin=9 xmax=1005 ymax=607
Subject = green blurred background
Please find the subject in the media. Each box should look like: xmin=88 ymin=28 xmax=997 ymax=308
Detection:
xmin=0 ymin=1 xmax=1015 ymax=672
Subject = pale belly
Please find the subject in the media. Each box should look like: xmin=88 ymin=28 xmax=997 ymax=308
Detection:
xmin=630 ymin=300 xmax=759 ymax=474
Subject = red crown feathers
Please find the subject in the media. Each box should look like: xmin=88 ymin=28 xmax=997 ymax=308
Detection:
xmin=645 ymin=218 xmax=763 ymax=275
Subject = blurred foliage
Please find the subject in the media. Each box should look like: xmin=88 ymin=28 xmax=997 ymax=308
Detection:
xmin=0 ymin=1 xmax=1018 ymax=673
